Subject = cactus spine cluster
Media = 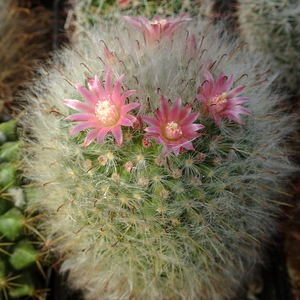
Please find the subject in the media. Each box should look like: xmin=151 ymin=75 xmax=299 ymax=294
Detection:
xmin=20 ymin=11 xmax=296 ymax=300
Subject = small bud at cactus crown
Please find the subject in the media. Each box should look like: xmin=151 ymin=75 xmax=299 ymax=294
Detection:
xmin=21 ymin=13 xmax=297 ymax=300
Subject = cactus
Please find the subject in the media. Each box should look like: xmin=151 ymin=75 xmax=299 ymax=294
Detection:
xmin=20 ymin=13 xmax=296 ymax=300
xmin=0 ymin=120 xmax=50 ymax=300
xmin=65 ymin=0 xmax=215 ymax=38
xmin=236 ymin=0 xmax=300 ymax=93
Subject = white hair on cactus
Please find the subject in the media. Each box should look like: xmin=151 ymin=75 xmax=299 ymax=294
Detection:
xmin=20 ymin=13 xmax=297 ymax=300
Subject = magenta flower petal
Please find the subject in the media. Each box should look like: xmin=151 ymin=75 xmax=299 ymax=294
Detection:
xmin=197 ymin=71 xmax=251 ymax=124
xmin=185 ymin=124 xmax=205 ymax=132
xmin=64 ymin=67 xmax=139 ymax=146
xmin=88 ymin=75 xmax=105 ymax=98
xmin=227 ymin=85 xmax=246 ymax=98
xmin=63 ymin=99 xmax=94 ymax=113
xmin=97 ymin=127 xmax=111 ymax=144
xmin=181 ymin=111 xmax=200 ymax=126
xmin=144 ymin=125 xmax=161 ymax=133
xmin=84 ymin=129 xmax=99 ymax=146
xmin=111 ymin=126 xmax=123 ymax=145
xmin=66 ymin=113 xmax=97 ymax=122
xmin=121 ymin=102 xmax=140 ymax=114
xmin=75 ymin=84 xmax=98 ymax=106
xmin=161 ymin=96 xmax=170 ymax=117
xmin=118 ymin=90 xmax=138 ymax=103
xmin=70 ymin=121 xmax=100 ymax=135
xmin=169 ymin=97 xmax=182 ymax=120
xmin=113 ymin=74 xmax=124 ymax=97
xmin=119 ymin=117 xmax=134 ymax=127
xmin=143 ymin=116 xmax=158 ymax=127
xmin=143 ymin=95 xmax=203 ymax=156
xmin=105 ymin=67 xmax=113 ymax=96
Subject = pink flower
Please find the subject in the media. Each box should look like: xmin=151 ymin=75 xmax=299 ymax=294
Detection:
xmin=117 ymin=0 xmax=131 ymax=9
xmin=197 ymin=71 xmax=251 ymax=125
xmin=123 ymin=14 xmax=192 ymax=44
xmin=143 ymin=96 xmax=204 ymax=156
xmin=64 ymin=68 xmax=140 ymax=146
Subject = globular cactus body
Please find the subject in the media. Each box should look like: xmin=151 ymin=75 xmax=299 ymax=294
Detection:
xmin=21 ymin=14 xmax=296 ymax=300
xmin=237 ymin=0 xmax=300 ymax=92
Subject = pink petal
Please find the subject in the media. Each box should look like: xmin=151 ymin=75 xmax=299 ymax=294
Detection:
xmin=63 ymin=99 xmax=94 ymax=113
xmin=144 ymin=132 xmax=159 ymax=140
xmin=222 ymin=74 xmax=234 ymax=92
xmin=89 ymin=75 xmax=105 ymax=98
xmin=172 ymin=146 xmax=181 ymax=156
xmin=117 ymin=90 xmax=138 ymax=105
xmin=226 ymin=114 xmax=242 ymax=124
xmin=169 ymin=98 xmax=182 ymax=120
xmin=76 ymin=84 xmax=98 ymax=106
xmin=121 ymin=102 xmax=141 ymax=115
xmin=227 ymin=85 xmax=246 ymax=98
xmin=126 ymin=114 xmax=137 ymax=124
xmin=215 ymin=73 xmax=226 ymax=92
xmin=180 ymin=111 xmax=199 ymax=126
xmin=228 ymin=97 xmax=250 ymax=106
xmin=144 ymin=125 xmax=161 ymax=133
xmin=156 ymin=109 xmax=166 ymax=122
xmin=143 ymin=116 xmax=159 ymax=127
xmin=178 ymin=105 xmax=192 ymax=121
xmin=237 ymin=106 xmax=251 ymax=115
xmin=119 ymin=117 xmax=134 ymax=126
xmin=105 ymin=67 xmax=113 ymax=95
xmin=113 ymin=74 xmax=124 ymax=99
xmin=123 ymin=16 xmax=142 ymax=29
xmin=180 ymin=140 xmax=195 ymax=151
xmin=70 ymin=121 xmax=100 ymax=135
xmin=187 ymin=34 xmax=197 ymax=57
xmin=111 ymin=126 xmax=123 ymax=145
xmin=97 ymin=127 xmax=111 ymax=144
xmin=160 ymin=96 xmax=170 ymax=117
xmin=84 ymin=129 xmax=100 ymax=146
xmin=66 ymin=113 xmax=97 ymax=122
xmin=203 ymin=71 xmax=215 ymax=95
xmin=153 ymin=15 xmax=162 ymax=22
xmin=184 ymin=123 xmax=204 ymax=132
xmin=214 ymin=115 xmax=222 ymax=125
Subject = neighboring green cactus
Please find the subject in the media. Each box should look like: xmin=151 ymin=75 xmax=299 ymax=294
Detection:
xmin=237 ymin=0 xmax=300 ymax=92
xmin=20 ymin=12 xmax=296 ymax=300
xmin=0 ymin=120 xmax=50 ymax=300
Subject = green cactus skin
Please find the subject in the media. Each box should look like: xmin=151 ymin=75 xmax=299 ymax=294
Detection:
xmin=20 ymin=14 xmax=296 ymax=300
xmin=237 ymin=0 xmax=300 ymax=93
xmin=0 ymin=120 xmax=17 ymax=144
xmin=0 ymin=120 xmax=50 ymax=300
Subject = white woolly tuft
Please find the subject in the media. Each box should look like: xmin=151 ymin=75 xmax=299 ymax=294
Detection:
xmin=20 ymin=13 xmax=297 ymax=300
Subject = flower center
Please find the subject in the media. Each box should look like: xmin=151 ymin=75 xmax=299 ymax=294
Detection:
xmin=165 ymin=121 xmax=183 ymax=140
xmin=150 ymin=19 xmax=167 ymax=27
xmin=95 ymin=100 xmax=118 ymax=126
xmin=211 ymin=92 xmax=228 ymax=112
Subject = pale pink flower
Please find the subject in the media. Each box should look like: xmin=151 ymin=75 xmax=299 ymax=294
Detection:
xmin=123 ymin=14 xmax=192 ymax=44
xmin=64 ymin=68 xmax=139 ymax=146
xmin=197 ymin=71 xmax=251 ymax=125
xmin=143 ymin=96 xmax=204 ymax=156
xmin=117 ymin=0 xmax=131 ymax=9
